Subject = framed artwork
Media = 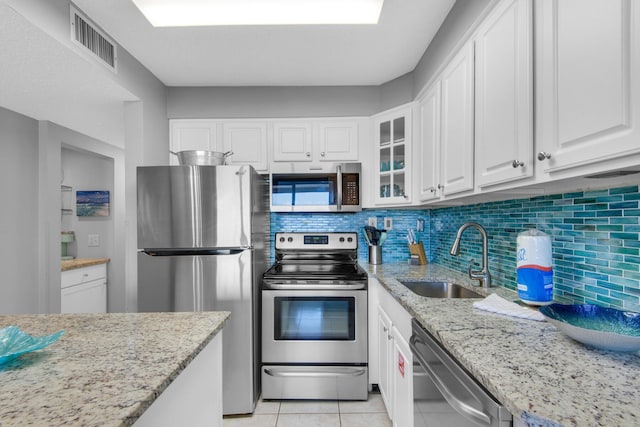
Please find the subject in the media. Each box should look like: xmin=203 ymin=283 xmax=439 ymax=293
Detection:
xmin=76 ymin=191 xmax=110 ymax=217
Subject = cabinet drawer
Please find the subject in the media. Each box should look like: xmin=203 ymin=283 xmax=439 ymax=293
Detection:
xmin=61 ymin=280 xmax=107 ymax=313
xmin=61 ymin=264 xmax=107 ymax=289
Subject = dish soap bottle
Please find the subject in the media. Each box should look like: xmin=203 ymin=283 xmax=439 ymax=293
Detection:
xmin=516 ymin=229 xmax=553 ymax=305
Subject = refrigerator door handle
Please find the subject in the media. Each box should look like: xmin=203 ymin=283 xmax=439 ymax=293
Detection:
xmin=142 ymin=248 xmax=249 ymax=256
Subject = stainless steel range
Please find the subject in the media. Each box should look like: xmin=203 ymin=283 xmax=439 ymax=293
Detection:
xmin=261 ymin=232 xmax=368 ymax=400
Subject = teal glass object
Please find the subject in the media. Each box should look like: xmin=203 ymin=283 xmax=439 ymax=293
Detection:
xmin=540 ymin=304 xmax=640 ymax=352
xmin=0 ymin=326 xmax=64 ymax=365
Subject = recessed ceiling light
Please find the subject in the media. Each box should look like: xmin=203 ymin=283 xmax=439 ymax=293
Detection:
xmin=131 ymin=0 xmax=384 ymax=27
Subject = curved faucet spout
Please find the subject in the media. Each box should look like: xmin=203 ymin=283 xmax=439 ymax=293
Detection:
xmin=449 ymin=222 xmax=492 ymax=288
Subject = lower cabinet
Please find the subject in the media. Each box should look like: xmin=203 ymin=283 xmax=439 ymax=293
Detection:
xmin=61 ymin=263 xmax=107 ymax=313
xmin=370 ymin=279 xmax=413 ymax=425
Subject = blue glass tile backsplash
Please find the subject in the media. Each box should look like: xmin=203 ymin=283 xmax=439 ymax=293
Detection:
xmin=270 ymin=185 xmax=640 ymax=312
xmin=430 ymin=185 xmax=640 ymax=312
xmin=270 ymin=209 xmax=429 ymax=264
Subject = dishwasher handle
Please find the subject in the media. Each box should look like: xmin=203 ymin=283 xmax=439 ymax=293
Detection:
xmin=410 ymin=335 xmax=492 ymax=427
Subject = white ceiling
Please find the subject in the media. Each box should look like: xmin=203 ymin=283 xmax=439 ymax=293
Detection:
xmin=72 ymin=0 xmax=456 ymax=87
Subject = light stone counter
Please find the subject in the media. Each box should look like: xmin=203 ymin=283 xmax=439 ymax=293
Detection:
xmin=0 ymin=311 xmax=229 ymax=426
xmin=365 ymin=262 xmax=640 ymax=427
xmin=61 ymin=257 xmax=110 ymax=271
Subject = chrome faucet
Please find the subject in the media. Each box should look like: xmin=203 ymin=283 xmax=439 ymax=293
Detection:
xmin=449 ymin=222 xmax=492 ymax=288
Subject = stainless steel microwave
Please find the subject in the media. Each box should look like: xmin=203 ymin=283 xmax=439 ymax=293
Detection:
xmin=270 ymin=163 xmax=361 ymax=212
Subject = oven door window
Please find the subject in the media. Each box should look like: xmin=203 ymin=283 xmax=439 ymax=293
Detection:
xmin=274 ymin=296 xmax=355 ymax=340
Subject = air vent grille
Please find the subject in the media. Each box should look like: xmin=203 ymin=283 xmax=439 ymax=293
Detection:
xmin=70 ymin=6 xmax=117 ymax=72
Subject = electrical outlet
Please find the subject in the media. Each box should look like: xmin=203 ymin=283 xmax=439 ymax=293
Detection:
xmin=384 ymin=217 xmax=393 ymax=230
xmin=417 ymin=219 xmax=425 ymax=232
xmin=88 ymin=234 xmax=100 ymax=247
xmin=368 ymin=217 xmax=377 ymax=227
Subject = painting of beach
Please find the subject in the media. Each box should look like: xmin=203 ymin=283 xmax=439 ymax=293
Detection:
xmin=76 ymin=191 xmax=110 ymax=217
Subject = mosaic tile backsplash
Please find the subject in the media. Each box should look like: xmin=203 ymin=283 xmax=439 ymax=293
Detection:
xmin=429 ymin=185 xmax=640 ymax=312
xmin=270 ymin=185 xmax=640 ymax=312
xmin=269 ymin=209 xmax=430 ymax=264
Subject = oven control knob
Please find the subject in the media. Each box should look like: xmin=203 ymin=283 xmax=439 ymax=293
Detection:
xmin=339 ymin=237 xmax=345 ymax=242
xmin=279 ymin=237 xmax=285 ymax=243
xmin=347 ymin=237 xmax=353 ymax=242
xmin=287 ymin=237 xmax=293 ymax=243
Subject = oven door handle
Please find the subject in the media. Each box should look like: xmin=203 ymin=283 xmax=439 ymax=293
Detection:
xmin=264 ymin=367 xmax=366 ymax=378
xmin=410 ymin=335 xmax=492 ymax=427
xmin=263 ymin=283 xmax=366 ymax=291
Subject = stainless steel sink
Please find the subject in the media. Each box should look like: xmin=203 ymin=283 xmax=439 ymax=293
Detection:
xmin=399 ymin=280 xmax=483 ymax=299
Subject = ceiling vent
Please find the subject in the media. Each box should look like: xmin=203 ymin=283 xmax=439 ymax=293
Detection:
xmin=70 ymin=5 xmax=117 ymax=72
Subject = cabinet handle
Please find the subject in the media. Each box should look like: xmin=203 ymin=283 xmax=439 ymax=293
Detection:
xmin=320 ymin=152 xmax=325 ymax=157
xmin=306 ymin=152 xmax=311 ymax=157
xmin=437 ymin=184 xmax=444 ymax=190
xmin=383 ymin=326 xmax=388 ymax=332
xmin=403 ymin=192 xmax=408 ymax=199
xmin=429 ymin=187 xmax=436 ymax=193
xmin=512 ymin=160 xmax=525 ymax=168
xmin=537 ymin=152 xmax=552 ymax=161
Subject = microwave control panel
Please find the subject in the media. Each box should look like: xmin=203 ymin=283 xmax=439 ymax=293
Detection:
xmin=343 ymin=173 xmax=360 ymax=205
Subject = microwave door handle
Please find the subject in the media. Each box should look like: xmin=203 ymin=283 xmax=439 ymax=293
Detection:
xmin=337 ymin=164 xmax=343 ymax=211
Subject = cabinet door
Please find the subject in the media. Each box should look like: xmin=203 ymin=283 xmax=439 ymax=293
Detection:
xmin=61 ymin=280 xmax=107 ymax=313
xmin=418 ymin=82 xmax=441 ymax=202
xmin=222 ymin=122 xmax=268 ymax=172
xmin=536 ymin=0 xmax=640 ymax=172
xmin=272 ymin=122 xmax=313 ymax=162
xmin=374 ymin=108 xmax=412 ymax=205
xmin=170 ymin=120 xmax=218 ymax=164
xmin=392 ymin=326 xmax=413 ymax=427
xmin=378 ymin=307 xmax=394 ymax=420
xmin=440 ymin=42 xmax=475 ymax=196
xmin=475 ymin=0 xmax=533 ymax=187
xmin=316 ymin=121 xmax=359 ymax=161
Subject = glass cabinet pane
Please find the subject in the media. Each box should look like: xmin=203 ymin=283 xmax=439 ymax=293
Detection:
xmin=380 ymin=121 xmax=391 ymax=145
xmin=393 ymin=173 xmax=405 ymax=197
xmin=392 ymin=144 xmax=405 ymax=170
xmin=380 ymin=175 xmax=391 ymax=198
xmin=393 ymin=117 xmax=405 ymax=142
xmin=380 ymin=147 xmax=391 ymax=172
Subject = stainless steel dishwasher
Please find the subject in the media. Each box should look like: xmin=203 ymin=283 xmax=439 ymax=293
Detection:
xmin=410 ymin=319 xmax=512 ymax=427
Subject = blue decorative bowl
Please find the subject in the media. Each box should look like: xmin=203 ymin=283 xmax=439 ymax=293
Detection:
xmin=0 ymin=326 xmax=65 ymax=365
xmin=539 ymin=304 xmax=640 ymax=352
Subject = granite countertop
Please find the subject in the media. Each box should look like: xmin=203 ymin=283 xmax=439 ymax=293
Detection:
xmin=365 ymin=263 xmax=640 ymax=427
xmin=61 ymin=257 xmax=110 ymax=271
xmin=0 ymin=311 xmax=230 ymax=426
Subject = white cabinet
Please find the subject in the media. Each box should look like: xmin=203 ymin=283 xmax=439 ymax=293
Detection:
xmin=170 ymin=119 xmax=269 ymax=172
xmin=369 ymin=279 xmax=413 ymax=425
xmin=378 ymin=307 xmax=394 ymax=420
xmin=418 ymin=42 xmax=474 ymax=202
xmin=272 ymin=119 xmax=359 ymax=166
xmin=61 ymin=263 xmax=107 ymax=313
xmin=170 ymin=119 xmax=218 ymax=160
xmin=440 ymin=41 xmax=475 ymax=197
xmin=373 ymin=106 xmax=412 ymax=205
xmin=222 ymin=122 xmax=269 ymax=172
xmin=134 ymin=331 xmax=223 ymax=427
xmin=392 ymin=326 xmax=413 ymax=427
xmin=536 ymin=0 xmax=640 ymax=174
xmin=474 ymin=0 xmax=533 ymax=187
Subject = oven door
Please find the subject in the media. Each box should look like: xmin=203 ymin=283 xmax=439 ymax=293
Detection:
xmin=262 ymin=288 xmax=367 ymax=364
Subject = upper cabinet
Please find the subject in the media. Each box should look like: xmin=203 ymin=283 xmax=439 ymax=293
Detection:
xmin=170 ymin=120 xmax=217 ymax=157
xmin=536 ymin=0 xmax=640 ymax=174
xmin=373 ymin=106 xmax=412 ymax=205
xmin=474 ymin=0 xmax=533 ymax=187
xmin=272 ymin=119 xmax=359 ymax=167
xmin=418 ymin=41 xmax=475 ymax=202
xmin=170 ymin=119 xmax=269 ymax=173
xmin=222 ymin=122 xmax=268 ymax=172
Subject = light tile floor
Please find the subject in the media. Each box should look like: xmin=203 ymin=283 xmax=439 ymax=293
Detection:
xmin=223 ymin=393 xmax=391 ymax=427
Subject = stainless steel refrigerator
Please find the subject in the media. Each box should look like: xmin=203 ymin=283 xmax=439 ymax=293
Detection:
xmin=136 ymin=164 xmax=269 ymax=415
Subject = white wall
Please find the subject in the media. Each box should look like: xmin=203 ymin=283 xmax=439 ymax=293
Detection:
xmin=0 ymin=107 xmax=40 ymax=314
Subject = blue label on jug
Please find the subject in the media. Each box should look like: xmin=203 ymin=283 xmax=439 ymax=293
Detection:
xmin=517 ymin=265 xmax=553 ymax=303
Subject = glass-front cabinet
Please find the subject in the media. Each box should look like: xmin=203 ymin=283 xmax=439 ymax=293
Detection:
xmin=374 ymin=106 xmax=412 ymax=205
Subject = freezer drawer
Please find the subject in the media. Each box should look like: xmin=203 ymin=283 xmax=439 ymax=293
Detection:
xmin=261 ymin=365 xmax=368 ymax=400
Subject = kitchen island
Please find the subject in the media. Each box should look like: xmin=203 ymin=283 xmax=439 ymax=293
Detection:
xmin=366 ymin=263 xmax=640 ymax=427
xmin=0 ymin=311 xmax=229 ymax=426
